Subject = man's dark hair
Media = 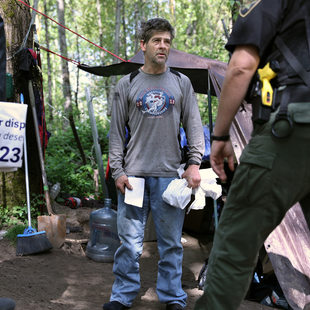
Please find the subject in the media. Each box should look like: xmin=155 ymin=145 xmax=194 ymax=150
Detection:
xmin=139 ymin=18 xmax=175 ymax=43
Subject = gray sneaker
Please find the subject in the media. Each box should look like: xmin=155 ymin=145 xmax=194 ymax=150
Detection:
xmin=0 ymin=298 xmax=15 ymax=310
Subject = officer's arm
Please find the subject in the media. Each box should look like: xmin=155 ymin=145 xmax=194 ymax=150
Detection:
xmin=213 ymin=45 xmax=260 ymax=137
xmin=211 ymin=45 xmax=260 ymax=181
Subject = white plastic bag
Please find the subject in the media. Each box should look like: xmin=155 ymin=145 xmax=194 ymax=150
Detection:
xmin=162 ymin=178 xmax=192 ymax=209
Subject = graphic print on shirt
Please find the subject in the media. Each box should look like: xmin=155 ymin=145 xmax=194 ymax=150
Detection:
xmin=136 ymin=88 xmax=175 ymax=117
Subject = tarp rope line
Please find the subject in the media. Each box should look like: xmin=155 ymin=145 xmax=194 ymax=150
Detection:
xmin=40 ymin=45 xmax=80 ymax=66
xmin=17 ymin=0 xmax=127 ymax=63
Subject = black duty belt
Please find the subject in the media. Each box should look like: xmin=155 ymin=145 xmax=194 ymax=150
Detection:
xmin=272 ymin=84 xmax=310 ymax=138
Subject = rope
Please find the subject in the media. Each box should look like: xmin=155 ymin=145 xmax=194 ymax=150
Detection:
xmin=20 ymin=0 xmax=39 ymax=50
xmin=7 ymin=0 xmax=38 ymax=60
xmin=17 ymin=0 xmax=128 ymax=63
xmin=40 ymin=45 xmax=80 ymax=66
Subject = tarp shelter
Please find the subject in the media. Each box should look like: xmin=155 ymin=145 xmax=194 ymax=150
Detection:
xmin=78 ymin=48 xmax=227 ymax=97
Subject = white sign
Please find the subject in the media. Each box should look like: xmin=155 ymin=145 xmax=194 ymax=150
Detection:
xmin=0 ymin=102 xmax=28 ymax=170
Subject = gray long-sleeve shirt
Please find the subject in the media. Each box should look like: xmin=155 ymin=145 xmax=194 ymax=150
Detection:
xmin=109 ymin=68 xmax=205 ymax=180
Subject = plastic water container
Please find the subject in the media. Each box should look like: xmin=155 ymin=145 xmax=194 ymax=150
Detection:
xmin=50 ymin=183 xmax=61 ymax=200
xmin=86 ymin=198 xmax=120 ymax=262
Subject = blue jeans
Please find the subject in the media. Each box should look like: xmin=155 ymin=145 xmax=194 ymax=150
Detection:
xmin=110 ymin=177 xmax=187 ymax=307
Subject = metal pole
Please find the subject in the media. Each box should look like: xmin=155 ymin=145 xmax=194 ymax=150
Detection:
xmin=213 ymin=200 xmax=218 ymax=230
xmin=85 ymin=87 xmax=109 ymax=198
xmin=208 ymin=73 xmax=219 ymax=230
xmin=208 ymin=72 xmax=213 ymax=138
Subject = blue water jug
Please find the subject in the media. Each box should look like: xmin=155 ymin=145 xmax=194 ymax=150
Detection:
xmin=86 ymin=198 xmax=120 ymax=262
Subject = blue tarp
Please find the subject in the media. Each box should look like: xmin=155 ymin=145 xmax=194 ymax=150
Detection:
xmin=180 ymin=125 xmax=211 ymax=161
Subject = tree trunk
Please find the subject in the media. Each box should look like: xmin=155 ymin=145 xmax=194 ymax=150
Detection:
xmin=43 ymin=0 xmax=53 ymax=122
xmin=107 ymin=0 xmax=122 ymax=116
xmin=96 ymin=0 xmax=105 ymax=64
xmin=0 ymin=0 xmax=42 ymax=209
xmin=134 ymin=2 xmax=140 ymax=54
xmin=56 ymin=0 xmax=86 ymax=165
xmin=169 ymin=0 xmax=175 ymax=24
xmin=121 ymin=1 xmax=128 ymax=60
xmin=69 ymin=0 xmax=81 ymax=120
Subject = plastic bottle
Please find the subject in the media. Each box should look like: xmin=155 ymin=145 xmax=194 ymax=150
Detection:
xmin=50 ymin=183 xmax=61 ymax=200
xmin=86 ymin=198 xmax=120 ymax=262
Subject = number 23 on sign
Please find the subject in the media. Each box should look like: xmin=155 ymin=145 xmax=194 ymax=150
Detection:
xmin=0 ymin=146 xmax=22 ymax=163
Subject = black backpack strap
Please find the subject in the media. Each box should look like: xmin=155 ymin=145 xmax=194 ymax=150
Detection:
xmin=170 ymin=68 xmax=181 ymax=78
xmin=131 ymin=68 xmax=181 ymax=81
xmin=275 ymin=36 xmax=310 ymax=87
xmin=130 ymin=69 xmax=140 ymax=83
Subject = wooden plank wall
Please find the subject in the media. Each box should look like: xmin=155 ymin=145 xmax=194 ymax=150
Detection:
xmin=265 ymin=204 xmax=310 ymax=310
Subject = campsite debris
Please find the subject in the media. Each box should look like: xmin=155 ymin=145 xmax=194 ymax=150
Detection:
xmin=65 ymin=197 xmax=82 ymax=209
xmin=260 ymin=290 xmax=291 ymax=309
xmin=50 ymin=182 xmax=61 ymax=200
xmin=0 ymin=231 xmax=6 ymax=240
xmin=66 ymin=225 xmax=83 ymax=234
xmin=63 ymin=237 xmax=88 ymax=256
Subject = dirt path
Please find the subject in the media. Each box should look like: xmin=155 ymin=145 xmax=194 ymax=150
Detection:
xmin=0 ymin=203 xmax=278 ymax=310
xmin=0 ymin=230 xmax=276 ymax=310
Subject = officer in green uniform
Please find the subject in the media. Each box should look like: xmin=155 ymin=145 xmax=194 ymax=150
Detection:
xmin=195 ymin=0 xmax=310 ymax=309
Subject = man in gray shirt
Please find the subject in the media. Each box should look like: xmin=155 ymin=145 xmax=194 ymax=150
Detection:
xmin=105 ymin=18 xmax=205 ymax=310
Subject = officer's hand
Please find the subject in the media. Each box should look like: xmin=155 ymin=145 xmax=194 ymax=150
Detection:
xmin=182 ymin=164 xmax=201 ymax=189
xmin=210 ymin=140 xmax=234 ymax=182
xmin=115 ymin=175 xmax=133 ymax=195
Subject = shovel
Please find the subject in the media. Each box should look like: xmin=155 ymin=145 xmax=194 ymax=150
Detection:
xmin=28 ymin=80 xmax=66 ymax=248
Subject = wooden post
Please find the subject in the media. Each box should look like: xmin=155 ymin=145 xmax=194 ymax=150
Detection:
xmin=85 ymin=87 xmax=109 ymax=199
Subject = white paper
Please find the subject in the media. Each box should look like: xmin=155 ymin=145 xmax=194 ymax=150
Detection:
xmin=125 ymin=177 xmax=145 ymax=208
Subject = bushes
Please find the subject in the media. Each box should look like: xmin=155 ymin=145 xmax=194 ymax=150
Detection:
xmin=45 ymin=118 xmax=110 ymax=198
xmin=0 ymin=194 xmax=43 ymax=228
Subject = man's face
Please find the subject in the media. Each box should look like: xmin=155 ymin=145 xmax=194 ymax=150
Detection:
xmin=140 ymin=31 xmax=172 ymax=67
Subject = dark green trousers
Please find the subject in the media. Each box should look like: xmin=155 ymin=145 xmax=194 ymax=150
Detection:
xmin=195 ymin=103 xmax=310 ymax=310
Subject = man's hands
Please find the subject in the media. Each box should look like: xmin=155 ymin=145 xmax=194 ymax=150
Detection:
xmin=116 ymin=165 xmax=202 ymax=193
xmin=210 ymin=140 xmax=235 ymax=182
xmin=182 ymin=164 xmax=201 ymax=189
xmin=115 ymin=175 xmax=133 ymax=195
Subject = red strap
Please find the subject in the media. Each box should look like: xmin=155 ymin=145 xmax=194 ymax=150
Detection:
xmin=40 ymin=45 xmax=80 ymax=65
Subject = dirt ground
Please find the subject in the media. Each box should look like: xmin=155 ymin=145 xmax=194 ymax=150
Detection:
xmin=0 ymin=204 xmax=277 ymax=310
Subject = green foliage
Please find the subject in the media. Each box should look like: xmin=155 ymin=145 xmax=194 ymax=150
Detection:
xmin=45 ymin=118 xmax=110 ymax=197
xmin=35 ymin=0 xmax=237 ymax=200
xmin=227 ymin=0 xmax=242 ymax=22
xmin=198 ymin=94 xmax=219 ymax=126
xmin=172 ymin=0 xmax=231 ymax=62
xmin=4 ymin=224 xmax=27 ymax=245
xmin=0 ymin=194 xmax=42 ymax=228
